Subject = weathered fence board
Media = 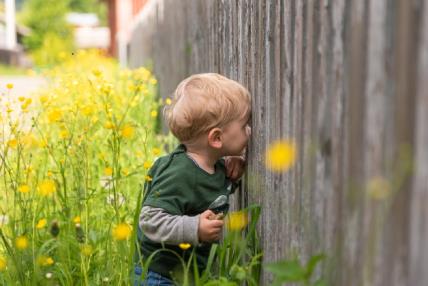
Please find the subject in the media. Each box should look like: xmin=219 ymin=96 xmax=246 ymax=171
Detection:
xmin=128 ymin=0 xmax=428 ymax=285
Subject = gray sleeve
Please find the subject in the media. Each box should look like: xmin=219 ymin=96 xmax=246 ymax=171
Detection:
xmin=139 ymin=206 xmax=200 ymax=245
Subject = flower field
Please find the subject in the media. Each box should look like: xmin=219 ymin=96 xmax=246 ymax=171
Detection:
xmin=0 ymin=50 xmax=175 ymax=285
xmin=0 ymin=51 xmax=265 ymax=285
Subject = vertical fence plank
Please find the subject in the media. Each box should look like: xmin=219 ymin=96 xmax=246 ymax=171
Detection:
xmin=410 ymin=4 xmax=428 ymax=285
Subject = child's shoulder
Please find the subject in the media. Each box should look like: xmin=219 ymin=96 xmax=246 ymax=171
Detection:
xmin=150 ymin=148 xmax=193 ymax=176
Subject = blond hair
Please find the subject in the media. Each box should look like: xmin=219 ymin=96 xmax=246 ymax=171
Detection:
xmin=163 ymin=73 xmax=251 ymax=144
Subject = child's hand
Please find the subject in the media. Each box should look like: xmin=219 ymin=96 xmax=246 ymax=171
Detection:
xmin=198 ymin=210 xmax=224 ymax=242
xmin=224 ymin=156 xmax=246 ymax=181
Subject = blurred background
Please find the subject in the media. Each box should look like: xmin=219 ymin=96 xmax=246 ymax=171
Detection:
xmin=0 ymin=0 xmax=153 ymax=71
xmin=0 ymin=0 xmax=148 ymax=96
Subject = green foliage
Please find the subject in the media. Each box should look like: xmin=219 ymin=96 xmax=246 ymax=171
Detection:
xmin=133 ymin=205 xmax=263 ymax=286
xmin=0 ymin=51 xmax=165 ymax=285
xmin=265 ymin=253 xmax=326 ymax=286
xmin=30 ymin=32 xmax=74 ymax=67
xmin=20 ymin=0 xmax=74 ymax=67
xmin=19 ymin=0 xmax=107 ymax=67
xmin=21 ymin=0 xmax=72 ymax=51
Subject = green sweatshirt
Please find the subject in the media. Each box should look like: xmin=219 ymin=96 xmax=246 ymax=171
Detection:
xmin=138 ymin=144 xmax=237 ymax=279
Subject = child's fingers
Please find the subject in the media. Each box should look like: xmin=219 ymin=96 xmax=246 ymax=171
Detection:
xmin=201 ymin=209 xmax=216 ymax=219
xmin=209 ymin=220 xmax=224 ymax=228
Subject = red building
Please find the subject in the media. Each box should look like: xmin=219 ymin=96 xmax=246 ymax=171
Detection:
xmin=105 ymin=0 xmax=150 ymax=59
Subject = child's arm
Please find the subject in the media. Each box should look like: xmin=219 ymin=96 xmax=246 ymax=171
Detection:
xmin=140 ymin=206 xmax=224 ymax=245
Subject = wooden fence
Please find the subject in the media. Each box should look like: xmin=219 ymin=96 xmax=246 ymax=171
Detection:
xmin=128 ymin=0 xmax=428 ymax=285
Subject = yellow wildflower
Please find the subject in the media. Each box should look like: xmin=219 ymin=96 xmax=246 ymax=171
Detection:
xmin=81 ymin=105 xmax=93 ymax=116
xmin=39 ymin=139 xmax=48 ymax=148
xmin=136 ymin=150 xmax=143 ymax=158
xmin=121 ymin=168 xmax=129 ymax=176
xmin=140 ymin=86 xmax=148 ymax=95
xmin=45 ymin=257 xmax=54 ymax=266
xmin=21 ymin=133 xmax=38 ymax=148
xmin=150 ymin=78 xmax=157 ymax=85
xmin=104 ymin=167 xmax=113 ymax=176
xmin=59 ymin=129 xmax=69 ymax=139
xmin=73 ymin=216 xmax=81 ymax=224
xmin=47 ymin=171 xmax=53 ymax=177
xmin=37 ymin=180 xmax=56 ymax=196
xmin=140 ymin=68 xmax=151 ymax=81
xmin=18 ymin=96 xmax=26 ymax=102
xmin=265 ymin=139 xmax=297 ymax=172
xmin=150 ymin=110 xmax=158 ymax=118
xmin=81 ymin=244 xmax=93 ymax=256
xmin=36 ymin=219 xmax=47 ymax=229
xmin=152 ymin=147 xmax=161 ymax=155
xmin=367 ymin=176 xmax=391 ymax=200
xmin=112 ymin=223 xmax=132 ymax=241
xmin=133 ymin=95 xmax=140 ymax=102
xmin=58 ymin=51 xmax=67 ymax=60
xmin=165 ymin=98 xmax=172 ymax=105
xmin=26 ymin=165 xmax=33 ymax=173
xmin=25 ymin=98 xmax=32 ymax=105
xmin=92 ymin=69 xmax=102 ymax=77
xmin=121 ymin=125 xmax=135 ymax=139
xmin=39 ymin=95 xmax=49 ymax=104
xmin=37 ymin=255 xmax=54 ymax=266
xmin=104 ymin=121 xmax=114 ymax=129
xmin=15 ymin=235 xmax=29 ymax=250
xmin=0 ymin=256 xmax=6 ymax=271
xmin=145 ymin=175 xmax=153 ymax=182
xmin=143 ymin=161 xmax=153 ymax=169
xmin=48 ymin=109 xmax=62 ymax=123
xmin=7 ymin=139 xmax=18 ymax=149
xmin=6 ymin=83 xmax=13 ymax=89
xmin=179 ymin=243 xmax=191 ymax=250
xmin=226 ymin=211 xmax=248 ymax=231
xmin=18 ymin=185 xmax=30 ymax=194
xmin=127 ymin=83 xmax=136 ymax=92
xmin=98 ymin=152 xmax=106 ymax=161
xmin=101 ymin=84 xmax=113 ymax=94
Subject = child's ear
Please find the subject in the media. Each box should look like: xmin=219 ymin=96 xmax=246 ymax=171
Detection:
xmin=207 ymin=127 xmax=223 ymax=149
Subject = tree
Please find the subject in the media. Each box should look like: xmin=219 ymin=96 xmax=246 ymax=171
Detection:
xmin=20 ymin=0 xmax=73 ymax=66
xmin=21 ymin=0 xmax=73 ymax=51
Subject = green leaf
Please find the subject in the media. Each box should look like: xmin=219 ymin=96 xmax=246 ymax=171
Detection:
xmin=265 ymin=259 xmax=307 ymax=282
xmin=305 ymin=254 xmax=326 ymax=279
xmin=229 ymin=264 xmax=246 ymax=281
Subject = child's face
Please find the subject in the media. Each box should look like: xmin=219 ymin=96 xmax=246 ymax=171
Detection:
xmin=220 ymin=115 xmax=251 ymax=156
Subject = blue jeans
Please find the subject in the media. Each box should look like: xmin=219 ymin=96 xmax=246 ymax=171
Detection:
xmin=133 ymin=266 xmax=175 ymax=286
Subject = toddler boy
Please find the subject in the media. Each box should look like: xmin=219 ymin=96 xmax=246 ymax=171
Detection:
xmin=136 ymin=73 xmax=251 ymax=285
